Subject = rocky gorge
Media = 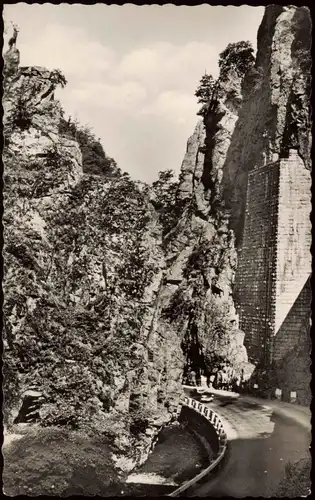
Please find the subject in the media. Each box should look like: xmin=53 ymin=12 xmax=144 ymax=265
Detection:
xmin=2 ymin=5 xmax=311 ymax=494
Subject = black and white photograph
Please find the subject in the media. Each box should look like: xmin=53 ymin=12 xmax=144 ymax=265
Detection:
xmin=2 ymin=3 xmax=312 ymax=497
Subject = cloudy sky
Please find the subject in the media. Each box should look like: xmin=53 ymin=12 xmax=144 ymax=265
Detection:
xmin=3 ymin=4 xmax=264 ymax=183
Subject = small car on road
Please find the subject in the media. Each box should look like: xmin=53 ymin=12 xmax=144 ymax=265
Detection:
xmin=200 ymin=394 xmax=214 ymax=403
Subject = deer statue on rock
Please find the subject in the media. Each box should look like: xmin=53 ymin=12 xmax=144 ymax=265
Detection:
xmin=4 ymin=23 xmax=20 ymax=78
xmin=8 ymin=22 xmax=19 ymax=48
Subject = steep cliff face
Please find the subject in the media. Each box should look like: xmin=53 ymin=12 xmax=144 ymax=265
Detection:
xmin=2 ymin=48 xmax=181 ymax=471
xmin=150 ymin=70 xmax=253 ymax=386
xmin=221 ymin=5 xmax=311 ymax=243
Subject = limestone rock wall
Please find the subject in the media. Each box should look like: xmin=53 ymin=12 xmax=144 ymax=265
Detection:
xmin=2 ymin=50 xmax=183 ymax=472
xmin=151 ymin=68 xmax=252 ymax=384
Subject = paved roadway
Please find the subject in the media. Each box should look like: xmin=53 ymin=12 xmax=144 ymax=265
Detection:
xmin=184 ymin=388 xmax=311 ymax=497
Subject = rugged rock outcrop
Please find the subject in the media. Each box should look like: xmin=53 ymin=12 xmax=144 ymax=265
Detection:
xmin=2 ymin=38 xmax=181 ymax=472
xmin=151 ymin=72 xmax=253 ymax=385
xmin=3 ymin=44 xmax=20 ymax=78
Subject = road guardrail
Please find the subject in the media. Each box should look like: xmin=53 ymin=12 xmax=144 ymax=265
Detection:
xmin=167 ymin=396 xmax=227 ymax=497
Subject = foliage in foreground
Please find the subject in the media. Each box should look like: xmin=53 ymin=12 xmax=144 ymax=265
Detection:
xmin=2 ymin=426 xmax=121 ymax=497
xmin=276 ymin=456 xmax=311 ymax=497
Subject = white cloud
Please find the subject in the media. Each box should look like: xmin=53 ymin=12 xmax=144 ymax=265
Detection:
xmin=141 ymin=90 xmax=197 ymax=125
xmin=10 ymin=23 xmax=116 ymax=81
xmin=68 ymin=81 xmax=147 ymax=111
xmin=118 ymin=45 xmax=166 ymax=80
xmin=5 ymin=18 xmax=215 ymax=118
xmin=115 ymin=41 xmax=218 ymax=92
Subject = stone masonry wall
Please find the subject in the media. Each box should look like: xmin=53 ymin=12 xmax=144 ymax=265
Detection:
xmin=235 ymin=161 xmax=280 ymax=365
xmin=274 ymin=150 xmax=312 ymax=334
xmin=272 ymin=277 xmax=311 ymax=364
xmin=272 ymin=278 xmax=311 ymax=406
xmin=270 ymin=151 xmax=311 ymax=404
xmin=235 ymin=149 xmax=311 ymax=392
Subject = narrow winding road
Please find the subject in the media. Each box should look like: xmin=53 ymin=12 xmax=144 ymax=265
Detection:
xmin=184 ymin=389 xmax=311 ymax=497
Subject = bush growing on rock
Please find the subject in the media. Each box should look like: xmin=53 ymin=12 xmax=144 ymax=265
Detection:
xmin=202 ymin=297 xmax=236 ymax=369
xmin=194 ymin=41 xmax=254 ymax=116
xmin=195 ymin=73 xmax=219 ymax=117
xmin=30 ymin=144 xmax=74 ymax=198
xmin=195 ymin=73 xmax=217 ymax=105
xmin=276 ymin=456 xmax=311 ymax=497
xmin=48 ymin=68 xmax=67 ymax=89
xmin=10 ymin=91 xmax=33 ymax=131
xmin=151 ymin=169 xmax=180 ymax=236
xmin=129 ymin=403 xmax=151 ymax=437
xmin=218 ymin=40 xmax=255 ymax=80
xmin=117 ymin=240 xmax=157 ymax=300
xmin=59 ymin=117 xmax=120 ymax=177
xmin=163 ymin=287 xmax=194 ymax=325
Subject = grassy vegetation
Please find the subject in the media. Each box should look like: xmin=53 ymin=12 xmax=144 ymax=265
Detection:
xmin=2 ymin=426 xmax=121 ymax=496
xmin=276 ymin=456 xmax=311 ymax=497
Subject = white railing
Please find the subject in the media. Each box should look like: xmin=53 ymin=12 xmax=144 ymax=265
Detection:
xmin=168 ymin=396 xmax=228 ymax=497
